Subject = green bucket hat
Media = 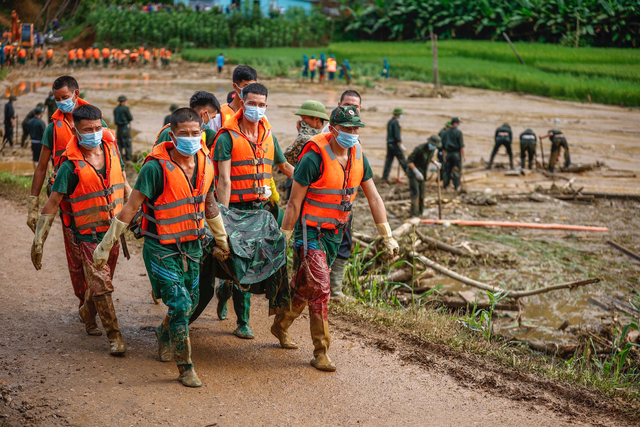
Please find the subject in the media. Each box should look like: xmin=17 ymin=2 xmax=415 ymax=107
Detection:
xmin=169 ymin=103 xmax=179 ymax=112
xmin=427 ymin=134 xmax=442 ymax=149
xmin=330 ymin=105 xmax=365 ymax=128
xmin=118 ymin=95 xmax=127 ymax=102
xmin=393 ymin=107 xmax=403 ymax=115
xmin=295 ymin=100 xmax=330 ymax=121
xmin=9 ymin=95 xmax=17 ymax=101
xmin=445 ymin=121 xmax=452 ymax=127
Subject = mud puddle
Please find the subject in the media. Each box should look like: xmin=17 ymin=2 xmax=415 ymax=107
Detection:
xmin=0 ymin=161 xmax=33 ymax=175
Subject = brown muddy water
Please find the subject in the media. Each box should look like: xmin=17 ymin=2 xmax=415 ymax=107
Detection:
xmin=2 ymin=62 xmax=639 ymax=344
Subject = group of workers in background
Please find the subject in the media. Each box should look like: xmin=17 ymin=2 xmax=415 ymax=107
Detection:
xmin=23 ymin=66 xmax=400 ymax=390
xmin=0 ymin=43 xmax=54 ymax=69
xmin=67 ymin=46 xmax=172 ymax=69
xmin=302 ymin=54 xmax=352 ymax=84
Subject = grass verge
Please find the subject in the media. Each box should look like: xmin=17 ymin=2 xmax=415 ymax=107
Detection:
xmin=182 ymin=40 xmax=640 ymax=106
xmin=0 ymin=171 xmax=34 ymax=204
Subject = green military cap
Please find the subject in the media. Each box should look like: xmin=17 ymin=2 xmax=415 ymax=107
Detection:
xmin=427 ymin=134 xmax=442 ymax=148
xmin=118 ymin=95 xmax=127 ymax=102
xmin=330 ymin=105 xmax=365 ymax=128
xmin=451 ymin=117 xmax=461 ymax=124
xmin=169 ymin=103 xmax=179 ymax=112
xmin=502 ymin=122 xmax=510 ymax=128
xmin=35 ymin=106 xmax=44 ymax=114
xmin=393 ymin=107 xmax=403 ymax=115
xmin=445 ymin=121 xmax=452 ymax=127
xmin=295 ymin=100 xmax=330 ymax=121
xmin=9 ymin=95 xmax=17 ymax=101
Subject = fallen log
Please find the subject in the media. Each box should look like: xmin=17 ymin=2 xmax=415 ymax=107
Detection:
xmin=437 ymin=298 xmax=519 ymax=311
xmin=579 ymin=191 xmax=640 ymax=201
xmin=421 ymin=219 xmax=608 ymax=232
xmin=410 ymin=252 xmax=600 ymax=298
xmin=415 ymin=230 xmax=468 ymax=256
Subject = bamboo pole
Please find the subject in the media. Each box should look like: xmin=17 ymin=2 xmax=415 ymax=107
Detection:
xmin=502 ymin=32 xmax=525 ymax=65
xmin=421 ymin=219 xmax=608 ymax=232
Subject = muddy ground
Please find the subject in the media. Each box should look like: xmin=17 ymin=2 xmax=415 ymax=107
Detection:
xmin=1 ymin=59 xmax=639 ymax=425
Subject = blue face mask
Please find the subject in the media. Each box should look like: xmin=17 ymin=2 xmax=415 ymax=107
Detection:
xmin=56 ymin=96 xmax=76 ymax=113
xmin=428 ymin=143 xmax=436 ymax=150
xmin=398 ymin=115 xmax=403 ymax=119
xmin=78 ymin=130 xmax=103 ymax=149
xmin=334 ymin=128 xmax=359 ymax=149
xmin=244 ymin=105 xmax=266 ymax=123
xmin=173 ymin=135 xmax=201 ymax=157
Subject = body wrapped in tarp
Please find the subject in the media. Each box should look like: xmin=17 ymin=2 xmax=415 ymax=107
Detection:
xmin=190 ymin=204 xmax=290 ymax=323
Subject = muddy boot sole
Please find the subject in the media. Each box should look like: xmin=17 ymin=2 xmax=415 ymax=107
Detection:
xmin=270 ymin=323 xmax=298 ymax=349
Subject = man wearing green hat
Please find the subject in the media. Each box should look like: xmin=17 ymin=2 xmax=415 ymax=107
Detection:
xmin=27 ymin=106 xmax=47 ymax=169
xmin=21 ymin=103 xmax=46 ymax=147
xmin=272 ymin=105 xmax=399 ymax=372
xmin=407 ymin=134 xmax=441 ymax=217
xmin=442 ymin=117 xmax=465 ymax=191
xmin=382 ymin=107 xmax=408 ymax=181
xmin=285 ymin=100 xmax=330 ymax=165
xmin=438 ymin=121 xmax=451 ymax=180
xmin=113 ymin=95 xmax=133 ymax=161
xmin=3 ymin=95 xmax=16 ymax=148
xmin=164 ymin=103 xmax=179 ymax=126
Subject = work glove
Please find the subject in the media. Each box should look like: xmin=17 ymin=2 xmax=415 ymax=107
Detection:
xmin=432 ymin=160 xmax=442 ymax=170
xmin=27 ymin=195 xmax=39 ymax=233
xmin=412 ymin=167 xmax=424 ymax=181
xmin=376 ymin=222 xmax=400 ymax=259
xmin=399 ymin=144 xmax=407 ymax=152
xmin=93 ymin=217 xmax=129 ymax=269
xmin=281 ymin=228 xmax=293 ymax=246
xmin=31 ymin=213 xmax=55 ymax=270
xmin=268 ymin=178 xmax=280 ymax=205
xmin=262 ymin=185 xmax=272 ymax=200
xmin=206 ymin=213 xmax=230 ymax=256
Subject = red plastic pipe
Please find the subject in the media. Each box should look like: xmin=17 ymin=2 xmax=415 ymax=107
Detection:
xmin=421 ymin=219 xmax=608 ymax=232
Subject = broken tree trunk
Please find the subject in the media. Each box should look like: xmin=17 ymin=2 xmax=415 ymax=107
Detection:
xmin=410 ymin=252 xmax=600 ymax=298
xmin=421 ymin=219 xmax=608 ymax=232
xmin=415 ymin=230 xmax=468 ymax=256
xmin=607 ymin=240 xmax=640 ymax=262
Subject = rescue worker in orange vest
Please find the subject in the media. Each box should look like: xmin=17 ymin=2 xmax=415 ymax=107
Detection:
xmin=35 ymin=47 xmax=43 ymax=67
xmin=44 ymin=48 xmax=53 ymax=69
xmin=272 ymin=106 xmax=399 ymax=371
xmin=327 ymin=55 xmax=337 ymax=81
xmin=17 ymin=46 xmax=27 ymax=66
xmin=130 ymin=49 xmax=139 ymax=67
xmin=152 ymin=48 xmax=159 ymax=67
xmin=218 ymin=65 xmax=257 ymax=127
xmin=68 ymin=49 xmax=76 ymax=68
xmin=102 ymin=47 xmax=110 ymax=68
xmin=93 ymin=46 xmax=100 ymax=66
xmin=212 ymin=83 xmax=294 ymax=339
xmin=28 ymin=76 xmax=111 ymax=314
xmin=30 ymin=104 xmax=132 ymax=356
xmin=76 ymin=48 xmax=84 ymax=67
xmin=84 ymin=47 xmax=93 ymax=67
xmin=143 ymin=49 xmax=151 ymax=66
xmin=162 ymin=49 xmax=171 ymax=67
xmin=308 ymin=55 xmax=317 ymax=82
xmin=92 ymin=108 xmax=230 ymax=388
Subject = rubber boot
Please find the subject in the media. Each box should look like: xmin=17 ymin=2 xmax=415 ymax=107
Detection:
xmin=174 ymin=336 xmax=201 ymax=387
xmin=330 ymin=258 xmax=348 ymax=302
xmin=309 ymin=316 xmax=335 ymax=372
xmin=271 ymin=305 xmax=303 ymax=349
xmin=94 ymin=294 xmax=126 ymax=356
xmin=79 ymin=295 xmax=102 ymax=336
xmin=233 ymin=287 xmax=254 ymax=339
xmin=156 ymin=315 xmax=171 ymax=362
xmin=509 ymin=156 xmax=514 ymax=170
xmin=216 ymin=281 xmax=229 ymax=320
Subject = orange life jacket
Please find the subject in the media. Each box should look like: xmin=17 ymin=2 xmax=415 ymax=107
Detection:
xmin=50 ymin=98 xmax=91 ymax=168
xmin=138 ymin=46 xmax=145 ymax=55
xmin=102 ymin=48 xmax=110 ymax=58
xmin=85 ymin=48 xmax=93 ymax=59
xmin=93 ymin=49 xmax=100 ymax=59
xmin=152 ymin=48 xmax=159 ymax=58
xmin=76 ymin=48 xmax=84 ymax=59
xmin=327 ymin=59 xmax=337 ymax=73
xmin=68 ymin=50 xmax=76 ymax=60
xmin=299 ymin=132 xmax=364 ymax=240
xmin=141 ymin=141 xmax=214 ymax=245
xmin=35 ymin=48 xmax=42 ymax=58
xmin=17 ymin=49 xmax=26 ymax=58
xmin=219 ymin=103 xmax=235 ymax=125
xmin=159 ymin=48 xmax=165 ymax=57
xmin=144 ymin=50 xmax=150 ymax=60
xmin=46 ymin=49 xmax=53 ymax=59
xmin=309 ymin=58 xmax=317 ymax=71
xmin=212 ymin=110 xmax=275 ymax=203
xmin=164 ymin=50 xmax=172 ymax=58
xmin=59 ymin=130 xmax=124 ymax=240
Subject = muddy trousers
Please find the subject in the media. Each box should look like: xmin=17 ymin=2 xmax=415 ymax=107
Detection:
xmin=443 ymin=151 xmax=462 ymax=190
xmin=216 ymin=280 xmax=251 ymax=328
xmin=21 ymin=123 xmax=30 ymax=147
xmin=548 ymin=141 xmax=570 ymax=172
xmin=520 ymin=142 xmax=536 ymax=170
xmin=62 ymin=224 xmax=90 ymax=307
xmin=488 ymin=141 xmax=513 ymax=169
xmin=3 ymin=124 xmax=13 ymax=146
xmin=276 ymin=248 xmax=332 ymax=361
xmin=382 ymin=143 xmax=409 ymax=181
xmin=143 ymin=245 xmax=200 ymax=372
xmin=408 ymin=174 xmax=425 ymax=217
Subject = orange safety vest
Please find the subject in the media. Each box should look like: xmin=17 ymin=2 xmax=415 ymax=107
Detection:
xmin=138 ymin=46 xmax=144 ymax=55
xmin=130 ymin=53 xmax=139 ymax=60
xmin=327 ymin=59 xmax=337 ymax=72
xmin=212 ymin=110 xmax=275 ymax=203
xmin=17 ymin=49 xmax=26 ymax=58
xmin=59 ymin=130 xmax=124 ymax=239
xmin=102 ymin=48 xmax=110 ymax=58
xmin=141 ymin=141 xmax=214 ymax=245
xmin=153 ymin=124 xmax=207 ymax=147
xmin=93 ymin=49 xmax=100 ymax=59
xmin=164 ymin=50 xmax=172 ymax=58
xmin=50 ymin=98 xmax=91 ymax=167
xmin=85 ymin=48 xmax=93 ymax=59
xmin=68 ymin=50 xmax=76 ymax=60
xmin=159 ymin=48 xmax=165 ymax=57
xmin=299 ymin=132 xmax=364 ymax=235
xmin=144 ymin=50 xmax=150 ymax=60
xmin=152 ymin=48 xmax=159 ymax=58
xmin=309 ymin=58 xmax=317 ymax=71
xmin=35 ymin=48 xmax=42 ymax=58
xmin=46 ymin=48 xmax=53 ymax=59
xmin=219 ymin=103 xmax=235 ymax=125
xmin=76 ymin=48 xmax=84 ymax=59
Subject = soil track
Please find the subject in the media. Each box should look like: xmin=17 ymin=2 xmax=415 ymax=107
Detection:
xmin=0 ymin=199 xmax=635 ymax=426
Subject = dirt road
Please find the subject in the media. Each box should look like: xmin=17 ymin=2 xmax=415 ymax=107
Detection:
xmin=0 ymin=198 xmax=629 ymax=426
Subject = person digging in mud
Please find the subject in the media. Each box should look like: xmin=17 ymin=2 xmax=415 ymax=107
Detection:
xmin=213 ymin=83 xmax=294 ymax=340
xmin=92 ymin=108 xmax=230 ymax=388
xmin=442 ymin=117 xmax=465 ymax=191
xmin=27 ymin=76 xmax=110 ymax=312
xmin=519 ymin=128 xmax=537 ymax=170
xmin=487 ymin=122 xmax=514 ymax=170
xmin=272 ymin=106 xmax=399 ymax=372
xmin=156 ymin=91 xmax=221 ymax=148
xmin=30 ymin=104 xmax=132 ymax=356
xmin=382 ymin=107 xmax=409 ymax=182
xmin=542 ymin=129 xmax=571 ymax=172
xmin=113 ymin=95 xmax=133 ymax=161
xmin=407 ymin=134 xmax=442 ymax=218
